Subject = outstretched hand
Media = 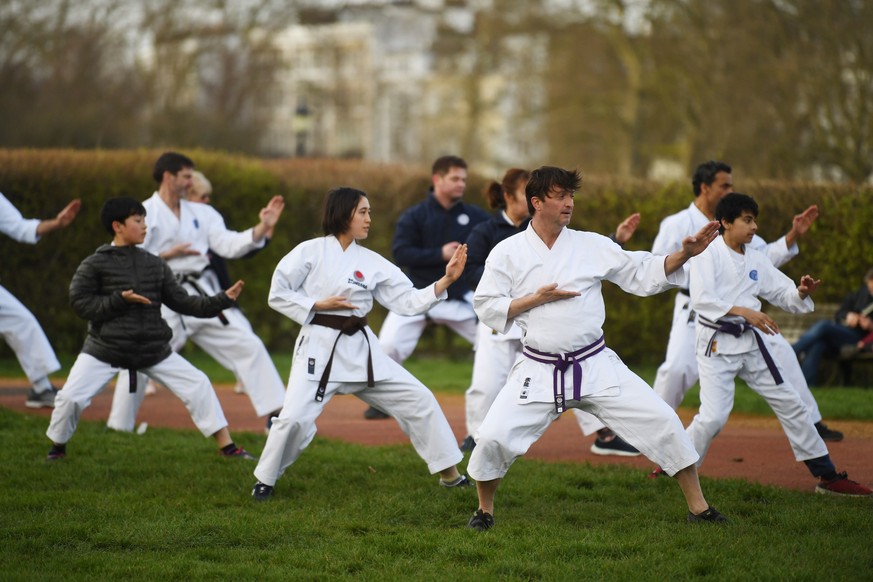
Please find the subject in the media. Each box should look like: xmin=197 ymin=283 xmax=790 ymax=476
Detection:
xmin=798 ymin=274 xmax=821 ymax=299
xmin=792 ymin=205 xmax=819 ymax=238
xmin=615 ymin=212 xmax=641 ymax=245
xmin=56 ymin=199 xmax=82 ymax=228
xmin=225 ymin=280 xmax=245 ymax=301
xmin=444 ymin=243 xmax=468 ymax=282
xmin=681 ymin=221 xmax=720 ymax=257
xmin=534 ymin=283 xmax=581 ymax=304
xmin=259 ymin=196 xmax=286 ymax=229
xmin=121 ymin=289 xmax=151 ymax=305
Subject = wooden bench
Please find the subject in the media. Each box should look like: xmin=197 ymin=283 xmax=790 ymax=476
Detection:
xmin=767 ymin=302 xmax=873 ymax=387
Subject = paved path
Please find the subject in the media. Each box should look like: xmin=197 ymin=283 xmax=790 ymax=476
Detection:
xmin=3 ymin=379 xmax=872 ymax=493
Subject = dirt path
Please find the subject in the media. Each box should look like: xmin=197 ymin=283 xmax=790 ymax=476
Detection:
xmin=4 ymin=379 xmax=872 ymax=493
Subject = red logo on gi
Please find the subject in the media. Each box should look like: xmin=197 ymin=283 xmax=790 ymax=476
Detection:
xmin=353 ymin=270 xmax=365 ymax=282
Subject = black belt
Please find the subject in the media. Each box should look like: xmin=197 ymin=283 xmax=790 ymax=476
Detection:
xmin=678 ymin=288 xmax=690 ymax=296
xmin=699 ymin=316 xmax=783 ymax=384
xmin=310 ymin=314 xmax=373 ymax=402
xmin=177 ymin=272 xmax=229 ymax=325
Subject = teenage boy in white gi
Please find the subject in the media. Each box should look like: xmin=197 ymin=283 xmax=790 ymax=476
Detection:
xmin=46 ymin=197 xmax=255 ymax=461
xmin=467 ymin=166 xmax=726 ymax=531
xmin=651 ymin=160 xmax=843 ymax=442
xmin=1 ymin=192 xmax=80 ymax=408
xmin=106 ymin=152 xmax=286 ymax=432
xmin=685 ymin=192 xmax=870 ymax=496
xmin=251 ymin=187 xmax=471 ymax=500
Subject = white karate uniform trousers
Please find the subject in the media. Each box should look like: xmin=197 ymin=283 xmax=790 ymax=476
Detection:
xmin=468 ymin=350 xmax=699 ymax=481
xmin=107 ymin=286 xmax=285 ymax=432
xmin=465 ymin=322 xmax=604 ymax=438
xmin=0 ymin=284 xmax=61 ymax=383
xmin=254 ymin=361 xmax=463 ymax=487
xmin=378 ymin=299 xmax=478 ymax=363
xmin=687 ymin=349 xmax=829 ymax=465
xmin=653 ymin=293 xmax=822 ymax=423
xmin=47 ymin=352 xmax=228 ymax=445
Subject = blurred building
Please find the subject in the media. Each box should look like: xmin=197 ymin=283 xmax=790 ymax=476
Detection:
xmin=259 ymin=1 xmax=548 ymax=176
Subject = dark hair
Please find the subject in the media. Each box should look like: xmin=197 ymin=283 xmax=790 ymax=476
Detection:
xmin=152 ymin=152 xmax=195 ymax=183
xmin=101 ymin=197 xmax=146 ymax=235
xmin=525 ymin=166 xmax=582 ymax=215
xmin=485 ymin=168 xmax=531 ymax=210
xmin=431 ymin=155 xmax=467 ymax=176
xmin=692 ymin=160 xmax=732 ymax=196
xmin=715 ymin=192 xmax=758 ymax=234
xmin=322 ymin=187 xmax=367 ymax=236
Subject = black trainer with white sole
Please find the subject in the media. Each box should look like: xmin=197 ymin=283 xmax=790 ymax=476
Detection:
xmin=252 ymin=482 xmax=274 ymax=501
xmin=688 ymin=506 xmax=728 ymax=523
xmin=468 ymin=509 xmax=494 ymax=531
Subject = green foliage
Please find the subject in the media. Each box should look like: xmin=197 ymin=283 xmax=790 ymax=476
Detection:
xmin=2 ymin=150 xmax=870 ymax=363
xmin=1 ymin=407 xmax=871 ymax=579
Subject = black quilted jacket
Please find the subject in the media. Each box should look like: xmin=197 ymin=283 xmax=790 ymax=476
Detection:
xmin=69 ymin=244 xmax=234 ymax=369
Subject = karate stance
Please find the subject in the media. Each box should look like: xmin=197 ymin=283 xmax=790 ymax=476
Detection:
xmin=651 ymin=160 xmax=842 ymax=442
xmin=106 ymin=152 xmax=285 ymax=432
xmin=1 ymin=192 xmax=80 ymax=408
xmin=251 ymin=187 xmax=471 ymax=500
xmin=685 ymin=193 xmax=869 ymax=496
xmin=46 ymin=198 xmax=254 ymax=461
xmin=467 ymin=166 xmax=726 ymax=531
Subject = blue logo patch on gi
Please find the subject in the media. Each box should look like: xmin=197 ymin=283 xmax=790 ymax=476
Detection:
xmin=308 ymin=358 xmax=315 ymax=374
xmin=749 ymin=269 xmax=758 ymax=281
xmin=193 ymin=219 xmax=200 ymax=229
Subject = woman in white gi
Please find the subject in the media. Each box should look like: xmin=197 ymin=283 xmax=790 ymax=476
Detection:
xmin=467 ymin=166 xmax=727 ymax=531
xmin=686 ymin=193 xmax=870 ymax=496
xmin=251 ymin=187 xmax=471 ymax=500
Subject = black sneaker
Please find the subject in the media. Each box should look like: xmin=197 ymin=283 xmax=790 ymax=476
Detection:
xmin=363 ymin=406 xmax=390 ymax=420
xmin=688 ymin=506 xmax=728 ymax=523
xmin=47 ymin=443 xmax=66 ymax=461
xmin=468 ymin=509 xmax=494 ymax=531
xmin=27 ymin=387 xmax=59 ymax=409
xmin=460 ymin=435 xmax=476 ymax=453
xmin=590 ymin=433 xmax=641 ymax=457
xmin=440 ymin=475 xmax=473 ymax=488
xmin=252 ymin=482 xmax=274 ymax=501
xmin=815 ymin=422 xmax=844 ymax=442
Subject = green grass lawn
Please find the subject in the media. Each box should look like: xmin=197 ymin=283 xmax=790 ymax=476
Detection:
xmin=1 ymin=407 xmax=871 ymax=580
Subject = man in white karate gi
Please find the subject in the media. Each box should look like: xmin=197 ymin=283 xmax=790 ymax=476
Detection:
xmin=1 ymin=192 xmax=80 ymax=408
xmin=466 ymin=166 xmax=726 ymax=531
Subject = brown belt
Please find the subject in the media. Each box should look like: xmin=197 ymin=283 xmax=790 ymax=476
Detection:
xmin=310 ymin=314 xmax=374 ymax=402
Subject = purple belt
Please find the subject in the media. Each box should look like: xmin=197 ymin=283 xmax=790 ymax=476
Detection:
xmin=699 ymin=316 xmax=783 ymax=384
xmin=522 ymin=335 xmax=606 ymax=413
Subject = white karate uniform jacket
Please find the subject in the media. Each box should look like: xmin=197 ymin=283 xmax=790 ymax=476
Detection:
xmin=690 ymin=236 xmax=813 ymax=355
xmin=474 ymin=224 xmax=685 ymax=404
xmin=269 ymin=236 xmax=447 ymax=386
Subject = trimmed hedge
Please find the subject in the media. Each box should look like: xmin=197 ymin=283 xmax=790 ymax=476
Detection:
xmin=1 ymin=149 xmax=870 ymax=365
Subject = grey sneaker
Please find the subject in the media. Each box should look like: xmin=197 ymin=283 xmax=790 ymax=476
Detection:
xmin=26 ymin=387 xmax=58 ymax=409
xmin=440 ymin=475 xmax=473 ymax=488
xmin=590 ymin=432 xmax=641 ymax=457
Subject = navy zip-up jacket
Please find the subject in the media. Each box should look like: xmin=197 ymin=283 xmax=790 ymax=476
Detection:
xmin=391 ymin=191 xmax=489 ymax=301
xmin=466 ymin=211 xmax=531 ymax=288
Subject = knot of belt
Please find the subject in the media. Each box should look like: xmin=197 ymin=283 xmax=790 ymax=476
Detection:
xmin=177 ymin=271 xmax=229 ymax=325
xmin=310 ymin=314 xmax=373 ymax=402
xmin=699 ymin=316 xmax=783 ymax=384
xmin=522 ymin=335 xmax=606 ymax=413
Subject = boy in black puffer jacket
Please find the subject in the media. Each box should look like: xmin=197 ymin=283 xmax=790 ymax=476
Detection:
xmin=46 ymin=197 xmax=256 ymax=461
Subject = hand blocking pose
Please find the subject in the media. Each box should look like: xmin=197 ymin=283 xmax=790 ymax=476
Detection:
xmin=684 ymin=193 xmax=870 ymax=496
xmin=251 ymin=187 xmax=472 ymax=501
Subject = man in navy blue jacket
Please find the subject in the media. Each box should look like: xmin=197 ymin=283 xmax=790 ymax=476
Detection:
xmin=367 ymin=156 xmax=489 ymax=419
